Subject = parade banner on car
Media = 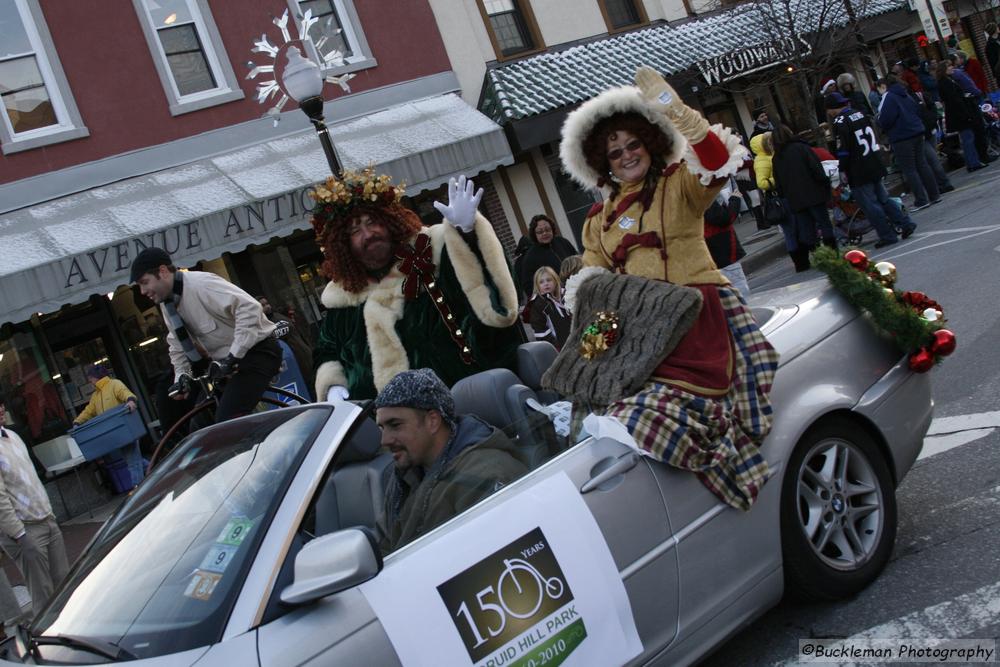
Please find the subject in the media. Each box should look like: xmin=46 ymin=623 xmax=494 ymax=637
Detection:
xmin=360 ymin=473 xmax=642 ymax=667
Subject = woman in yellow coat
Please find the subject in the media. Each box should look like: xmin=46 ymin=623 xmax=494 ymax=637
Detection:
xmin=558 ymin=67 xmax=779 ymax=510
xmin=73 ymin=364 xmax=137 ymax=425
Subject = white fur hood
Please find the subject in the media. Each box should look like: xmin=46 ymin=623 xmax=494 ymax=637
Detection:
xmin=559 ymin=85 xmax=687 ymax=191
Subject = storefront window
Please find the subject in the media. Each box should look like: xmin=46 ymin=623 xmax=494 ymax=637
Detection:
xmin=110 ymin=287 xmax=171 ymax=417
xmin=0 ymin=325 xmax=72 ymax=446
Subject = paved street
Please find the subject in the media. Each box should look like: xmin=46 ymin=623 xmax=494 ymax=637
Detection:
xmin=703 ymin=167 xmax=1000 ymax=665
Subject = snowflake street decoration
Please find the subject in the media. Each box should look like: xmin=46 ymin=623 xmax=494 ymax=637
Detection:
xmin=246 ymin=8 xmax=356 ymax=126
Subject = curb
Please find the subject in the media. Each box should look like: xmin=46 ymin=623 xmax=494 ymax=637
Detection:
xmin=741 ymin=231 xmax=787 ymax=276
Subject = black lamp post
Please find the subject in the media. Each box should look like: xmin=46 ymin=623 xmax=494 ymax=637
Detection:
xmin=281 ymin=46 xmax=342 ymax=176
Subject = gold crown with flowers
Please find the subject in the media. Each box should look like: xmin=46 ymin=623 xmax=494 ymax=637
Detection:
xmin=309 ymin=166 xmax=406 ymax=234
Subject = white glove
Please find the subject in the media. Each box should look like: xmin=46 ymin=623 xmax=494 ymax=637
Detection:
xmin=326 ymin=385 xmax=349 ymax=402
xmin=433 ymin=175 xmax=483 ymax=233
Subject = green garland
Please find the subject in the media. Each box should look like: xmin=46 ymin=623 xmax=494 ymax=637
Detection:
xmin=811 ymin=245 xmax=941 ymax=355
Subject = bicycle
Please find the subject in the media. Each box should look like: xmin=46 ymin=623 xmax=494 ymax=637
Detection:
xmin=146 ymin=358 xmax=309 ymax=472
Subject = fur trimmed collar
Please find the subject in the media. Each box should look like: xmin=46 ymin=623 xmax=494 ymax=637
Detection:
xmin=559 ymin=86 xmax=687 ymax=191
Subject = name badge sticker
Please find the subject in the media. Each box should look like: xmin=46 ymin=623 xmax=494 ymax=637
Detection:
xmin=617 ymin=215 xmax=637 ymax=230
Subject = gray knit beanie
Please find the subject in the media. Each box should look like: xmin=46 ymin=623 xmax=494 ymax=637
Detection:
xmin=374 ymin=368 xmax=456 ymax=427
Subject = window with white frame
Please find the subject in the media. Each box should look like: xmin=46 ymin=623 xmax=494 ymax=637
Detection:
xmin=133 ymin=0 xmax=243 ymax=115
xmin=0 ymin=0 xmax=88 ymax=154
xmin=290 ymin=0 xmax=376 ymax=72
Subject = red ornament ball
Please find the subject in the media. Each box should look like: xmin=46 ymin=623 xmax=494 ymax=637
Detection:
xmin=908 ymin=347 xmax=935 ymax=373
xmin=844 ymin=249 xmax=869 ymax=270
xmin=930 ymin=329 xmax=956 ymax=356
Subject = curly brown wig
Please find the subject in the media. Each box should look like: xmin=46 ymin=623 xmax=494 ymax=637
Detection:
xmin=314 ymin=204 xmax=423 ymax=294
xmin=581 ymin=111 xmax=673 ymax=198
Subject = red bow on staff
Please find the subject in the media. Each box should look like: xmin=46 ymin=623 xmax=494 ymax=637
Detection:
xmin=395 ymin=233 xmax=435 ymax=300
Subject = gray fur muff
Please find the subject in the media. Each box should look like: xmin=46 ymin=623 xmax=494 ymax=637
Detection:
xmin=541 ymin=272 xmax=703 ymax=406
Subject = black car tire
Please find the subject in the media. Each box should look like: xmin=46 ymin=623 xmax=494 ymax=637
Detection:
xmin=780 ymin=417 xmax=897 ymax=601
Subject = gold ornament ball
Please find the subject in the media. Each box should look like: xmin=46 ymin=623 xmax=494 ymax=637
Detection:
xmin=873 ymin=261 xmax=897 ymax=287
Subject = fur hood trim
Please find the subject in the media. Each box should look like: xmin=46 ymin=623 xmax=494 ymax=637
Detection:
xmin=559 ymin=86 xmax=687 ymax=191
xmin=684 ymin=124 xmax=749 ymax=185
xmin=564 ymin=265 xmax=609 ymax=314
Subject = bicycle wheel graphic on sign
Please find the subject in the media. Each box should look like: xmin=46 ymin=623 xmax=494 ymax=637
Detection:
xmin=497 ymin=557 xmax=565 ymax=619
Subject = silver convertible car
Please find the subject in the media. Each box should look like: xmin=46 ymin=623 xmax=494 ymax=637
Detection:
xmin=0 ymin=279 xmax=932 ymax=666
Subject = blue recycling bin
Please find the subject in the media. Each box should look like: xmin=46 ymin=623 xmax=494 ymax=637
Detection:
xmin=69 ymin=404 xmax=147 ymax=489
xmin=263 ymin=340 xmax=309 ymax=408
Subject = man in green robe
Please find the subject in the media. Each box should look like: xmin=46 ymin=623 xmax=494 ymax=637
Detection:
xmin=311 ymin=171 xmax=522 ymax=400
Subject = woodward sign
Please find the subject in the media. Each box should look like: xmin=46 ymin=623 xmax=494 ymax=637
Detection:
xmin=696 ymin=35 xmax=812 ymax=85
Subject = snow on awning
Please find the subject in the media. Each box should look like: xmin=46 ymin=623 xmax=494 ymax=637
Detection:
xmin=0 ymin=94 xmax=513 ymax=326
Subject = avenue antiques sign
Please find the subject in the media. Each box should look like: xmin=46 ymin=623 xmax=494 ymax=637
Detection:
xmin=0 ymin=185 xmax=316 ymax=326
xmin=58 ymin=186 xmax=315 ymax=290
xmin=696 ymin=35 xmax=813 ymax=85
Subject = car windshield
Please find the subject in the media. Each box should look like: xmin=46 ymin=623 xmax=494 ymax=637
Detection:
xmin=31 ymin=406 xmax=332 ymax=661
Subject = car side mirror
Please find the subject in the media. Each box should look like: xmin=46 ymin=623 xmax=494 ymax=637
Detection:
xmin=280 ymin=528 xmax=382 ymax=605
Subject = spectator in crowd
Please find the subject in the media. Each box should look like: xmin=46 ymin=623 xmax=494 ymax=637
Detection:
xmin=869 ymin=78 xmax=889 ymax=113
xmin=0 ymin=397 xmax=69 ymax=615
xmin=771 ymin=124 xmax=838 ymax=266
xmin=937 ymin=61 xmax=988 ymax=172
xmin=558 ymin=255 xmax=583 ymax=285
xmin=527 ymin=267 xmax=571 ymax=349
xmin=878 ymin=75 xmax=942 ymax=211
xmin=374 ymin=369 xmax=526 ymax=553
xmin=815 ymin=78 xmax=838 ymax=124
xmin=72 ymin=363 xmax=137 ymax=425
xmin=257 ymin=296 xmax=314 ymax=400
xmin=515 ymin=215 xmax=578 ymax=301
xmin=986 ymin=22 xmax=1000 ymax=82
xmin=949 ymin=51 xmax=993 ymax=162
xmin=892 ymin=60 xmax=925 ymax=98
xmin=917 ymin=60 xmax=940 ymax=103
xmin=828 ymin=93 xmax=918 ymax=248
xmin=953 ymin=50 xmax=989 ymax=98
xmin=735 ymin=149 xmax=767 ymax=231
xmin=752 ymin=131 xmax=805 ymax=271
xmin=749 ymin=109 xmax=774 ymax=139
xmin=703 ymin=190 xmax=749 ymax=295
xmin=836 ymin=72 xmax=874 ymax=116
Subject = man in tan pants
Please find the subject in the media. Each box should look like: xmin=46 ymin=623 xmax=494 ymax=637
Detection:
xmin=0 ymin=397 xmax=68 ymax=616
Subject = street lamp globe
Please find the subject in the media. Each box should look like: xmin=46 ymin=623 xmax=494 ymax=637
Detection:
xmin=281 ymin=46 xmax=323 ymax=105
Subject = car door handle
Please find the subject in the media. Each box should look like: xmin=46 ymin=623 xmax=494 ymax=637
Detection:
xmin=580 ymin=451 xmax=640 ymax=494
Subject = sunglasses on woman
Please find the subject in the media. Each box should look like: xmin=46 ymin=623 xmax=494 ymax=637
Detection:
xmin=606 ymin=138 xmax=643 ymax=162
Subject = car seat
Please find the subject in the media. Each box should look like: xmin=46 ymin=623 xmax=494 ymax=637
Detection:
xmin=516 ymin=342 xmax=561 ymax=404
xmin=314 ymin=415 xmax=392 ymax=536
xmin=451 ymin=368 xmax=564 ymax=469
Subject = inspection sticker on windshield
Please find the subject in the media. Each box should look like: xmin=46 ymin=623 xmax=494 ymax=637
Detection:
xmin=185 ymin=570 xmax=222 ymax=601
xmin=217 ymin=517 xmax=254 ymax=546
xmin=200 ymin=544 xmax=239 ymax=574
xmin=360 ymin=473 xmax=641 ymax=667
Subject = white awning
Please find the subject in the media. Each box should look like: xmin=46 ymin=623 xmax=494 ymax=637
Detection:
xmin=0 ymin=94 xmax=513 ymax=325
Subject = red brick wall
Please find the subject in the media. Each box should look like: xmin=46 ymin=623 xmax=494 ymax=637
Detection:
xmin=3 ymin=0 xmax=451 ymax=182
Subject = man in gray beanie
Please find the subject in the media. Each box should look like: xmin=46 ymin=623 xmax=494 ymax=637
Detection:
xmin=374 ymin=369 xmax=526 ymax=553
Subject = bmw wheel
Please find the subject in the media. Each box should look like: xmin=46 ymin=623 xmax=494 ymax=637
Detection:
xmin=780 ymin=417 xmax=897 ymax=601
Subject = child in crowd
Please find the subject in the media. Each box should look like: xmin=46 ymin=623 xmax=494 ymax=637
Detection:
xmin=558 ymin=254 xmax=583 ymax=285
xmin=528 ymin=266 xmax=571 ymax=349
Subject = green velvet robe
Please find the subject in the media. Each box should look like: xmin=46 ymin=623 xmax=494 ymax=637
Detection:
xmin=314 ymin=214 xmax=522 ymax=400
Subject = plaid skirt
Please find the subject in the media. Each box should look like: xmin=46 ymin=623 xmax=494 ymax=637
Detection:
xmin=604 ymin=286 xmax=780 ymax=510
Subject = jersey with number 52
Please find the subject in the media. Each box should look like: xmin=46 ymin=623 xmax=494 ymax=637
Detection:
xmin=832 ymin=109 xmax=888 ymax=186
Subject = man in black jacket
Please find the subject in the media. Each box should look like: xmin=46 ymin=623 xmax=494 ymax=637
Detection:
xmin=828 ymin=93 xmax=917 ymax=248
xmin=987 ymin=23 xmax=1000 ymax=80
